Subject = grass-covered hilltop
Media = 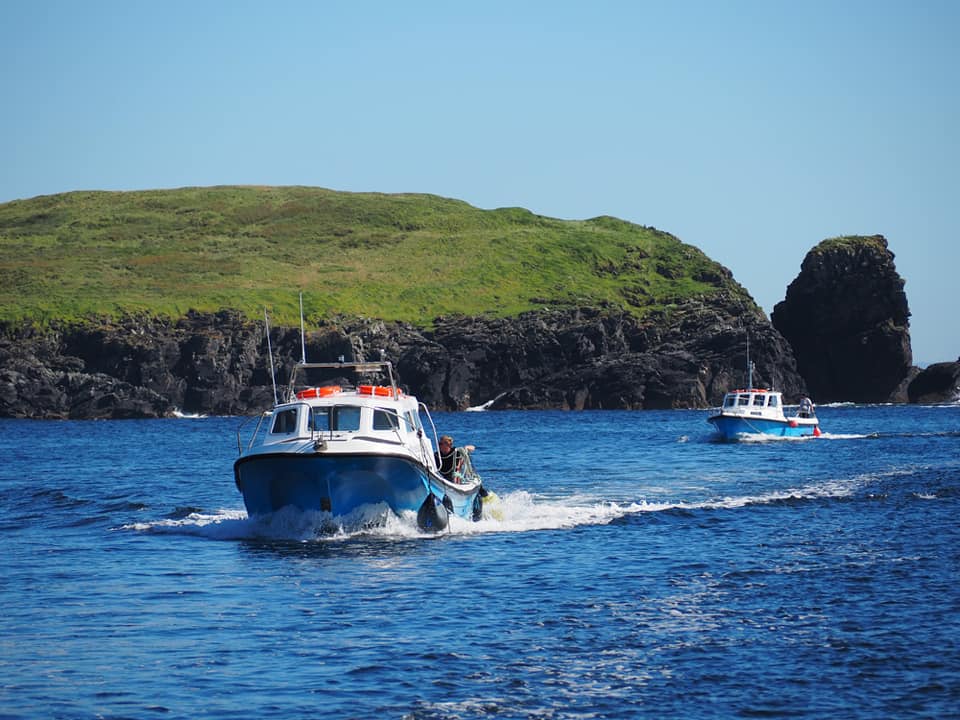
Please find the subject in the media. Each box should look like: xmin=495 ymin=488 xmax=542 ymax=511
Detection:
xmin=0 ymin=185 xmax=755 ymax=325
xmin=3 ymin=185 xmax=815 ymax=418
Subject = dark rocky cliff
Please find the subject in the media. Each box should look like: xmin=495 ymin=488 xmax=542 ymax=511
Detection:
xmin=1 ymin=297 xmax=809 ymax=419
xmin=771 ymin=235 xmax=912 ymax=404
xmin=907 ymin=361 xmax=960 ymax=404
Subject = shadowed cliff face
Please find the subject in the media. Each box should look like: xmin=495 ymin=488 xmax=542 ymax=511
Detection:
xmin=771 ymin=235 xmax=912 ymax=404
xmin=908 ymin=361 xmax=960 ymax=404
xmin=396 ymin=305 xmax=805 ymax=411
xmin=0 ymin=301 xmax=809 ymax=419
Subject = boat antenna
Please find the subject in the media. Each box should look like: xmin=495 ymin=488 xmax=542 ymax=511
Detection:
xmin=299 ymin=292 xmax=307 ymax=364
xmin=264 ymin=307 xmax=278 ymax=406
xmin=746 ymin=332 xmax=754 ymax=390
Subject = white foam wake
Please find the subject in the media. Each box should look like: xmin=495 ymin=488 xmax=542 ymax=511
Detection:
xmin=118 ymin=466 xmax=914 ymax=542
xmin=733 ymin=430 xmax=876 ymax=443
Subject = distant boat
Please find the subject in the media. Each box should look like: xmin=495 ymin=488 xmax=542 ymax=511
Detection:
xmin=708 ymin=341 xmax=821 ymax=440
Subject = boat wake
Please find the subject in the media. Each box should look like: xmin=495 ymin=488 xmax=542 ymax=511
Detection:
xmin=728 ymin=430 xmax=878 ymax=443
xmin=732 ymin=429 xmax=960 ymax=443
xmin=117 ymin=491 xmax=631 ymax=542
xmin=119 ymin=465 xmax=915 ymax=542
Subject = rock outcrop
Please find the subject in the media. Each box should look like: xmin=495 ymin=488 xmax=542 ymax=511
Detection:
xmin=907 ymin=361 xmax=960 ymax=404
xmin=0 ymin=298 xmax=809 ymax=418
xmin=771 ymin=235 xmax=912 ymax=404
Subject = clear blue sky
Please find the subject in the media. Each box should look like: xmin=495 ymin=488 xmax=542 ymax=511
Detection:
xmin=3 ymin=1 xmax=957 ymax=365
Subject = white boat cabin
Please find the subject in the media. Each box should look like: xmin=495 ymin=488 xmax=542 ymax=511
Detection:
xmin=260 ymin=388 xmax=423 ymax=447
xmin=720 ymin=389 xmax=784 ymax=419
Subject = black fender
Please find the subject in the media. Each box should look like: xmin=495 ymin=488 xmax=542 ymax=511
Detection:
xmin=417 ymin=493 xmax=449 ymax=532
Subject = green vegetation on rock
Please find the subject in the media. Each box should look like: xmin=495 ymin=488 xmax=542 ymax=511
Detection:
xmin=813 ymin=234 xmax=888 ymax=256
xmin=0 ymin=185 xmax=753 ymax=326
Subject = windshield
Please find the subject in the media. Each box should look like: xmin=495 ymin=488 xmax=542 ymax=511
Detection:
xmin=310 ymin=406 xmax=362 ymax=432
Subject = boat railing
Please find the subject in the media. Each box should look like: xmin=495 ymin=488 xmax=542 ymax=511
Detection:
xmin=376 ymin=406 xmax=419 ymax=445
xmin=237 ymin=402 xmax=320 ymax=453
xmin=419 ymin=401 xmax=442 ymax=471
xmin=236 ymin=411 xmax=272 ymax=455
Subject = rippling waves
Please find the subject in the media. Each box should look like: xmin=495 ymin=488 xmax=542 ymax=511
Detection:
xmin=0 ymin=405 xmax=958 ymax=719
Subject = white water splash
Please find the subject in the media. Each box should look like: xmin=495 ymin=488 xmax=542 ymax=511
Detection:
xmin=119 ymin=463 xmax=919 ymax=543
xmin=171 ymin=409 xmax=208 ymax=419
xmin=732 ymin=430 xmax=876 ymax=443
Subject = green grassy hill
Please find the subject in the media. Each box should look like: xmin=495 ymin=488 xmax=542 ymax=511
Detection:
xmin=0 ymin=185 xmax=753 ymax=326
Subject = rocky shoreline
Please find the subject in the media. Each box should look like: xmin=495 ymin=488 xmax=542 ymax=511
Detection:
xmin=1 ymin=297 xmax=807 ymax=419
xmin=2 ymin=236 xmax=956 ymax=419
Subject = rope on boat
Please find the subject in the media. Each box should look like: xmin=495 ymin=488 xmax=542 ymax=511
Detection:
xmin=452 ymin=447 xmax=482 ymax=485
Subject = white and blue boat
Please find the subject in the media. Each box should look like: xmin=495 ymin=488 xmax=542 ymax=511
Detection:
xmin=234 ymin=358 xmax=490 ymax=531
xmin=708 ymin=351 xmax=821 ymax=441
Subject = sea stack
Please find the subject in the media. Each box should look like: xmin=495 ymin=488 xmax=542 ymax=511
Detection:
xmin=772 ymin=235 xmax=912 ymax=404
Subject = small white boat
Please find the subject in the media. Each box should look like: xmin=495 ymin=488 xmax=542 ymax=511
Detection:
xmin=708 ymin=345 xmax=821 ymax=441
xmin=708 ymin=388 xmax=820 ymax=440
xmin=234 ymin=358 xmax=491 ymax=531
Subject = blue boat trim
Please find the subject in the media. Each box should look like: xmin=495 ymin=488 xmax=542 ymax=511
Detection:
xmin=707 ymin=412 xmax=819 ymax=440
xmin=234 ymin=451 xmax=479 ymax=520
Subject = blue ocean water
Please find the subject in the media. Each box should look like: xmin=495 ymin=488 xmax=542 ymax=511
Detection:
xmin=1 ymin=404 xmax=958 ymax=719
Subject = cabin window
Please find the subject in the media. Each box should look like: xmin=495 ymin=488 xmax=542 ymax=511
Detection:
xmin=768 ymin=395 xmax=779 ymax=408
xmin=752 ymin=394 xmax=767 ymax=407
xmin=737 ymin=394 xmax=750 ymax=406
xmin=271 ymin=409 xmax=299 ymax=434
xmin=373 ymin=408 xmax=399 ymax=430
xmin=310 ymin=406 xmax=361 ymax=432
xmin=724 ymin=395 xmax=737 ymax=408
xmin=310 ymin=407 xmax=331 ymax=432
xmin=406 ymin=411 xmax=420 ymax=431
xmin=332 ymin=406 xmax=361 ymax=431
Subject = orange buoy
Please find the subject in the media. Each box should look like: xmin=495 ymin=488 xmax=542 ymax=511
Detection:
xmin=296 ymin=385 xmax=341 ymax=399
xmin=358 ymin=385 xmax=397 ymax=397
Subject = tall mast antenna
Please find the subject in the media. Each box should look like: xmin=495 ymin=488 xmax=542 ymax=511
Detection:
xmin=299 ymin=292 xmax=307 ymax=364
xmin=264 ymin=308 xmax=278 ymax=406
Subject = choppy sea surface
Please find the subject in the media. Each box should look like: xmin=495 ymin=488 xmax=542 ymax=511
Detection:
xmin=1 ymin=404 xmax=958 ymax=719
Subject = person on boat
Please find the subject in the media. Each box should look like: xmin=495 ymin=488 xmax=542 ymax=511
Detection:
xmin=435 ymin=435 xmax=475 ymax=483
xmin=799 ymin=396 xmax=815 ymax=418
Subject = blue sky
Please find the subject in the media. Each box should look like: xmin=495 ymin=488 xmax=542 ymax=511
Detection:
xmin=3 ymin=1 xmax=957 ymax=365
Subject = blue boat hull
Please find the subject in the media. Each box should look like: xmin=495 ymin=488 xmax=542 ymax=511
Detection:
xmin=708 ymin=414 xmax=818 ymax=440
xmin=234 ymin=452 xmax=480 ymax=520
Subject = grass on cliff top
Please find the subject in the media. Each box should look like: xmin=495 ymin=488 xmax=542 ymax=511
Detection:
xmin=813 ymin=234 xmax=888 ymax=256
xmin=0 ymin=185 xmax=752 ymax=327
